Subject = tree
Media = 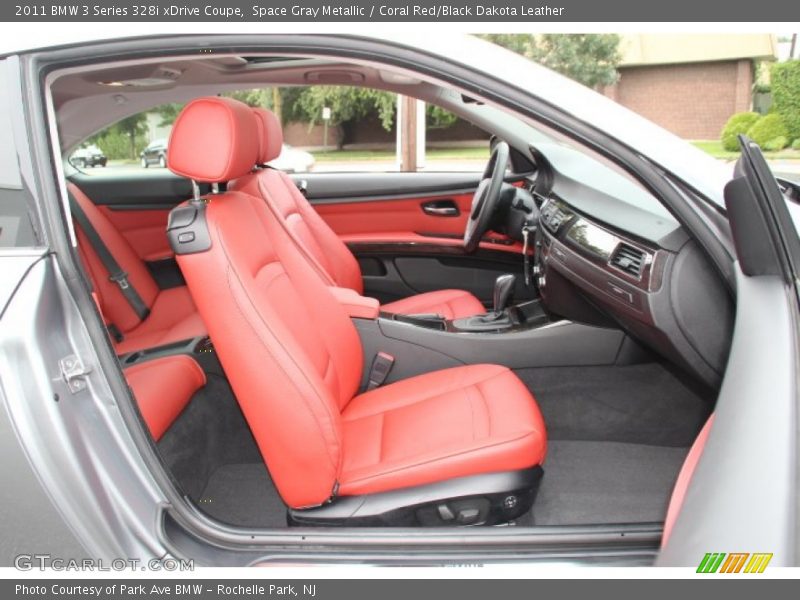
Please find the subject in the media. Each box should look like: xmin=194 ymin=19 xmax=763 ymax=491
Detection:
xmin=153 ymin=103 xmax=183 ymax=127
xmin=225 ymin=88 xmax=272 ymax=108
xmin=292 ymin=86 xmax=395 ymax=148
xmin=480 ymin=34 xmax=533 ymax=56
xmin=147 ymin=86 xmax=463 ymax=151
xmin=427 ymin=105 xmax=458 ymax=129
xmin=88 ymin=113 xmax=148 ymax=160
xmin=771 ymin=60 xmax=800 ymax=141
xmin=153 ymin=90 xmax=277 ymax=127
xmin=479 ymin=34 xmax=622 ymax=89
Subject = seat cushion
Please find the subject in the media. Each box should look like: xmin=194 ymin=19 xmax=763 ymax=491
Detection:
xmin=381 ymin=289 xmax=486 ymax=320
xmin=124 ymin=354 xmax=206 ymax=440
xmin=339 ymin=364 xmax=546 ymax=497
xmin=115 ymin=286 xmax=207 ymax=354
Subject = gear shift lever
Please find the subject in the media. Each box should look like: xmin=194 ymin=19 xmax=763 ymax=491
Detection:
xmin=493 ymin=274 xmax=516 ymax=315
xmin=450 ymin=274 xmax=517 ymax=331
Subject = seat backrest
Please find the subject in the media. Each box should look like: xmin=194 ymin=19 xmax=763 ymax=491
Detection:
xmin=232 ymin=108 xmax=363 ymax=294
xmin=167 ymin=97 xmax=363 ymax=508
xmin=68 ymin=183 xmax=159 ymax=332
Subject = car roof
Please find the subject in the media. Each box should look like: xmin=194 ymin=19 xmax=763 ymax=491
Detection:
xmin=4 ymin=30 xmax=731 ymax=206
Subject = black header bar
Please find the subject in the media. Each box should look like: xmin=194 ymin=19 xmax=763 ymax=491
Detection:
xmin=4 ymin=0 xmax=799 ymax=22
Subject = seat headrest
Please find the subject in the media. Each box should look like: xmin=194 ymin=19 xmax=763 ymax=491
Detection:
xmin=252 ymin=108 xmax=284 ymax=165
xmin=167 ymin=97 xmax=259 ymax=183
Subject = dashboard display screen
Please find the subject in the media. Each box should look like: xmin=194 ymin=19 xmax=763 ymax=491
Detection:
xmin=566 ymin=219 xmax=618 ymax=259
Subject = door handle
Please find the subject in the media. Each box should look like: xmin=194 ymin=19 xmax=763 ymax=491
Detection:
xmin=421 ymin=200 xmax=460 ymax=217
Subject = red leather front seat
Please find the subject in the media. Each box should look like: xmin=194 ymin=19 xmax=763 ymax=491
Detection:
xmin=231 ymin=107 xmax=486 ymax=321
xmin=69 ymin=183 xmax=206 ymax=353
xmin=166 ymin=98 xmax=546 ymax=522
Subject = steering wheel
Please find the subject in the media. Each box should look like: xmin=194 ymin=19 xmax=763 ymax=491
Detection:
xmin=463 ymin=141 xmax=510 ymax=253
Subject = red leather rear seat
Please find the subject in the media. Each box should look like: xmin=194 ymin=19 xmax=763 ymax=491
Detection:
xmin=123 ymin=355 xmax=206 ymax=440
xmin=69 ymin=183 xmax=206 ymax=353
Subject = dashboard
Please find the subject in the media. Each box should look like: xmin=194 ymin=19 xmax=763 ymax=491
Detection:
xmin=525 ymin=148 xmax=734 ymax=388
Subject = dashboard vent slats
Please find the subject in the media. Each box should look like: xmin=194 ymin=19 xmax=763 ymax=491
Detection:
xmin=610 ymin=243 xmax=646 ymax=277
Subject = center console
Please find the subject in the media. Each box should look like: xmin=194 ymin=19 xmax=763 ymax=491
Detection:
xmin=355 ymin=277 xmax=642 ymax=390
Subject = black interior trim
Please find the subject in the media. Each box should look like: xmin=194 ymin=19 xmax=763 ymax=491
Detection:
xmin=67 ymin=171 xmax=210 ymax=206
xmin=299 ymin=172 xmax=529 ymax=204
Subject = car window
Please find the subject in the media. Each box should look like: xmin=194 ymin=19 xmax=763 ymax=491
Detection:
xmin=0 ymin=59 xmax=38 ymax=248
xmin=65 ymin=88 xmax=492 ymax=176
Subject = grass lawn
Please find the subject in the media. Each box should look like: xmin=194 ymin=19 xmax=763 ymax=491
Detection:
xmin=691 ymin=140 xmax=800 ymax=161
xmin=312 ymin=146 xmax=489 ymax=162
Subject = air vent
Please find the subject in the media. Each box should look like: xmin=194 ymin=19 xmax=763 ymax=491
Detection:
xmin=610 ymin=243 xmax=646 ymax=277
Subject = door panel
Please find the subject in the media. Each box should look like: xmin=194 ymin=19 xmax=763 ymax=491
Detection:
xmin=297 ymin=171 xmax=526 ymax=253
xmin=314 ymin=192 xmax=474 ymax=239
xmin=97 ymin=206 xmax=175 ymax=261
xmin=68 ymin=171 xmax=210 ymax=261
xmin=659 ymin=138 xmax=800 ymax=566
xmin=350 ymin=244 xmax=534 ymax=306
xmin=299 ymin=171 xmax=486 ymax=202
xmin=294 ymin=171 xmax=532 ymax=304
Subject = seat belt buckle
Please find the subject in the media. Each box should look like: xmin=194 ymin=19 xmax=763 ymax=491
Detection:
xmin=367 ymin=352 xmax=395 ymax=391
xmin=109 ymin=271 xmax=130 ymax=290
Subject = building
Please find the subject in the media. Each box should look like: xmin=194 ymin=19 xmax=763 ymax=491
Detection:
xmin=603 ymin=34 xmax=778 ymax=140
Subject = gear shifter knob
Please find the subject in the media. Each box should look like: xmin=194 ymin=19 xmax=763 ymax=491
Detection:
xmin=493 ymin=274 xmax=516 ymax=314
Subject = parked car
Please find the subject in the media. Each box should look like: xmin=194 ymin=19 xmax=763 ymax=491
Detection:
xmin=140 ymin=138 xmax=167 ymax=168
xmin=69 ymin=144 xmax=107 ymax=168
xmin=270 ymin=144 xmax=315 ymax=173
xmin=0 ymin=34 xmax=798 ymax=569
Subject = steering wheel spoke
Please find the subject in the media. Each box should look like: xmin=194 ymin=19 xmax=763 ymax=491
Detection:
xmin=463 ymin=142 xmax=510 ymax=253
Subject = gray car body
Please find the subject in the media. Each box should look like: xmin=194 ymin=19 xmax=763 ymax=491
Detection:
xmin=0 ymin=35 xmax=797 ymax=567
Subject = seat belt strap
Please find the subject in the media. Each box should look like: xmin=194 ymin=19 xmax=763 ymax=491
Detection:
xmin=68 ymin=190 xmax=150 ymax=321
xmin=367 ymin=352 xmax=395 ymax=391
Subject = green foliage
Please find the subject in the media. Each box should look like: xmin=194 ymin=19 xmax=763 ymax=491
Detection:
xmin=792 ymin=138 xmax=800 ymax=150
xmin=294 ymin=86 xmax=396 ymax=130
xmin=746 ymin=113 xmax=789 ymax=148
xmin=720 ymin=112 xmax=761 ymax=152
xmin=224 ymin=89 xmax=272 ymax=109
xmin=479 ymin=34 xmax=533 ymax=55
xmin=426 ymin=105 xmax=458 ymax=129
xmin=478 ymin=34 xmax=621 ymax=88
xmin=763 ymin=136 xmax=788 ymax=151
xmin=770 ymin=60 xmax=800 ymax=140
xmin=531 ymin=34 xmax=622 ymax=88
xmin=153 ymin=103 xmax=183 ymax=127
xmin=87 ymin=113 xmax=148 ymax=160
xmin=98 ymin=86 xmax=463 ymax=156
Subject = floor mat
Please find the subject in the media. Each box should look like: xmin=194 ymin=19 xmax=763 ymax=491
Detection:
xmin=520 ymin=441 xmax=688 ymax=526
xmin=198 ymin=463 xmax=287 ymax=528
xmin=515 ymin=363 xmax=713 ymax=447
xmin=196 ymin=442 xmax=686 ymax=529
